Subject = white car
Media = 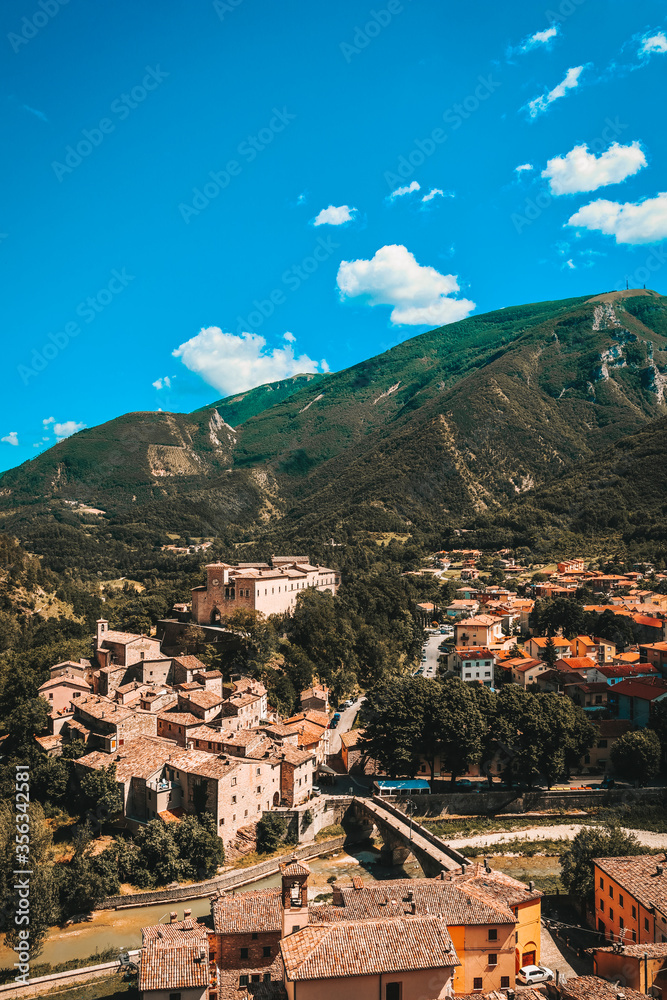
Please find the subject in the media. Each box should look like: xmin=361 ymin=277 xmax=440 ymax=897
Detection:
xmin=517 ymin=965 xmax=554 ymax=985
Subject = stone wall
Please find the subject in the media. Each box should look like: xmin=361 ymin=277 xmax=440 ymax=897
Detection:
xmin=376 ymin=786 xmax=667 ymax=817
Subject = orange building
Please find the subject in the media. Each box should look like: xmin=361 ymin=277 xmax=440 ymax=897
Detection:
xmin=594 ymin=855 xmax=667 ymax=944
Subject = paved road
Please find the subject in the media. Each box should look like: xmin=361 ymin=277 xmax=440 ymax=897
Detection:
xmin=328 ymin=696 xmax=364 ymax=754
xmin=540 ymin=921 xmax=591 ymax=980
xmin=418 ymin=631 xmax=450 ymax=679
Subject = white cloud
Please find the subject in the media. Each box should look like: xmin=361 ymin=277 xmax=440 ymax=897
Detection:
xmin=2 ymin=432 xmax=18 ymax=446
xmin=152 ymin=376 xmax=172 ymax=390
xmin=173 ymin=329 xmax=328 ymax=395
xmin=388 ymin=181 xmax=421 ymax=200
xmin=640 ymin=32 xmax=667 ymax=56
xmin=527 ymin=65 xmax=585 ymax=117
xmin=522 ymin=26 xmax=559 ymax=51
xmin=296 ymin=192 xmax=307 ymax=205
xmin=312 ymin=204 xmax=357 ymax=226
xmin=421 ymin=188 xmax=455 ymax=204
xmin=336 ymin=244 xmax=475 ymax=327
xmin=42 ymin=416 xmax=55 ymax=427
xmin=567 ymin=191 xmax=667 ymax=244
xmin=564 ymin=259 xmax=576 ymax=270
xmin=515 ymin=163 xmax=534 ymax=173
xmin=53 ymin=420 xmax=86 ymax=441
xmin=542 ymin=141 xmax=647 ymax=195
xmin=283 ymin=332 xmax=296 ymax=343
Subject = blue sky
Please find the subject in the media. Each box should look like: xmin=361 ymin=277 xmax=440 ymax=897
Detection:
xmin=2 ymin=0 xmax=666 ymax=471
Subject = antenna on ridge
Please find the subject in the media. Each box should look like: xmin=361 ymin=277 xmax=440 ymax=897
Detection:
xmin=625 ymin=276 xmax=628 ymax=290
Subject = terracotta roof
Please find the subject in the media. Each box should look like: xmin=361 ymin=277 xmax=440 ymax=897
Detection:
xmin=139 ymin=938 xmax=209 ymax=991
xmin=596 ymin=719 xmax=635 ymax=738
xmin=278 ymin=745 xmax=313 ymax=766
xmin=76 ymin=735 xmax=179 ymax=781
xmin=510 ymin=658 xmax=543 ymax=673
xmin=595 ymin=855 xmax=667 ymax=911
xmin=340 ymin=729 xmax=365 ymax=749
xmin=142 ymin=918 xmax=209 ymax=943
xmin=75 ymin=696 xmax=145 ymax=724
xmin=313 ymin=875 xmax=516 ymax=925
xmin=158 ymin=711 xmax=202 ymax=726
xmin=284 ymin=721 xmax=326 ymax=747
xmin=99 ymin=630 xmax=155 ymax=645
xmin=279 ymin=856 xmax=310 ymax=878
xmin=591 ymin=942 xmax=667 ymax=958
xmin=180 ymin=689 xmax=223 ymax=709
xmin=558 ymin=657 xmax=598 ymax=672
xmin=280 ymin=915 xmax=459 ymax=981
xmin=212 ymin=888 xmax=282 ymax=934
xmin=172 ymin=655 xmax=207 ymax=671
xmin=612 ymin=678 xmax=667 ymax=701
xmin=35 ymin=734 xmax=62 ymax=751
xmin=454 ymin=861 xmax=543 ymax=908
xmin=559 ymin=975 xmax=651 ymax=1000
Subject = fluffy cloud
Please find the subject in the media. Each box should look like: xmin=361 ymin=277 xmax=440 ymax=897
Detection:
xmin=1 ymin=432 xmax=18 ymax=446
xmin=515 ymin=163 xmax=534 ymax=173
xmin=42 ymin=416 xmax=55 ymax=427
xmin=567 ymin=191 xmax=667 ymax=244
xmin=312 ymin=204 xmax=356 ymax=226
xmin=527 ymin=65 xmax=585 ymax=117
xmin=152 ymin=376 xmax=172 ymax=390
xmin=336 ymin=244 xmax=475 ymax=326
xmin=522 ymin=26 xmax=558 ymax=51
xmin=542 ymin=141 xmax=646 ymax=195
xmin=173 ymin=329 xmax=328 ymax=395
xmin=54 ymin=421 xmax=86 ymax=440
xmin=640 ymin=32 xmax=667 ymax=56
xmin=421 ymin=188 xmax=454 ymax=204
xmin=388 ymin=181 xmax=421 ymax=200
xmin=283 ymin=332 xmax=296 ymax=343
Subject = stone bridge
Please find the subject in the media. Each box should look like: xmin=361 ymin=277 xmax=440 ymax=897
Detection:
xmin=350 ymin=796 xmax=469 ymax=877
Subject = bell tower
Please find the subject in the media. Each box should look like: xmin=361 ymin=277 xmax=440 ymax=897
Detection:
xmin=280 ymin=856 xmax=310 ymax=937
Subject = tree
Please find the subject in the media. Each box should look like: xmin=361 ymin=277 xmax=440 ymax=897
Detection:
xmin=132 ymin=820 xmax=184 ymax=887
xmin=0 ymin=801 xmax=61 ymax=958
xmin=611 ymin=730 xmax=660 ymax=784
xmin=529 ymin=597 xmax=585 ymax=639
xmin=256 ymin=813 xmax=290 ymax=854
xmin=543 ymin=635 xmax=557 ymax=668
xmin=360 ymin=677 xmax=426 ymax=777
xmin=434 ymin=679 xmax=484 ymax=785
xmin=173 ymin=813 xmax=224 ymax=878
xmin=59 ymin=823 xmax=120 ymax=917
xmin=560 ymin=825 xmax=643 ymax=904
xmin=78 ymin=765 xmax=122 ymax=820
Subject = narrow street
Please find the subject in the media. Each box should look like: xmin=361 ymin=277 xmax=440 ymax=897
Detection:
xmin=328 ymin=695 xmax=364 ymax=754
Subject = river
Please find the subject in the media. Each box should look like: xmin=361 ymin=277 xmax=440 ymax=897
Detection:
xmin=0 ymin=843 xmax=426 ymax=970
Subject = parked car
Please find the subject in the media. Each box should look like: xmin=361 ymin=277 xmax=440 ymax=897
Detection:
xmin=517 ymin=966 xmax=554 ymax=985
xmin=311 ymin=785 xmax=322 ymax=796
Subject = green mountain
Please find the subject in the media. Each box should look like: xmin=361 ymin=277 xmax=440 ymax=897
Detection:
xmin=197 ymin=372 xmax=328 ymax=426
xmin=468 ymin=412 xmax=667 ymax=558
xmin=1 ymin=289 xmax=666 ymax=563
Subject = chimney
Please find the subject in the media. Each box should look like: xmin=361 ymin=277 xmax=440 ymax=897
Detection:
xmin=170 ymin=911 xmax=178 ymax=923
xmin=657 ymin=864 xmax=664 ymax=876
xmin=529 ymin=880 xmax=535 ymax=891
xmin=183 ymin=908 xmax=192 ymax=919
xmin=410 ymin=901 xmax=417 ymax=915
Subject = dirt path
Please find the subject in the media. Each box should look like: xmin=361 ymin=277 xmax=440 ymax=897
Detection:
xmin=447 ymin=824 xmax=667 ymax=851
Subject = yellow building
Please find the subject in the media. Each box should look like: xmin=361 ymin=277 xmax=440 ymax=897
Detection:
xmin=307 ymin=863 xmax=542 ymax=994
xmin=594 ymin=855 xmax=667 ymax=945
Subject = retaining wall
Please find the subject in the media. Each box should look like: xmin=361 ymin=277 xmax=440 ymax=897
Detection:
xmin=99 ymin=829 xmax=357 ymax=910
xmin=381 ymin=786 xmax=667 ymax=817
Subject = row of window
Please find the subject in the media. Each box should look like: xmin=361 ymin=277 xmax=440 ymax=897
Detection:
xmin=239 ymin=946 xmax=272 ymax=959
xmin=473 ymin=976 xmax=510 ymax=990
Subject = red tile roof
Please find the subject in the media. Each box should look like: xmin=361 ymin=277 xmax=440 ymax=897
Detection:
xmin=595 ymin=855 xmax=667 ymax=911
xmin=280 ymin=915 xmax=460 ymax=981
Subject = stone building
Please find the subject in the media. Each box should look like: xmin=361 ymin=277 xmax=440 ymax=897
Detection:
xmin=191 ymin=556 xmax=339 ymax=625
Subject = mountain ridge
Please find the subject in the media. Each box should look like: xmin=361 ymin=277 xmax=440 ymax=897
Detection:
xmin=1 ymin=289 xmax=665 ymax=558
